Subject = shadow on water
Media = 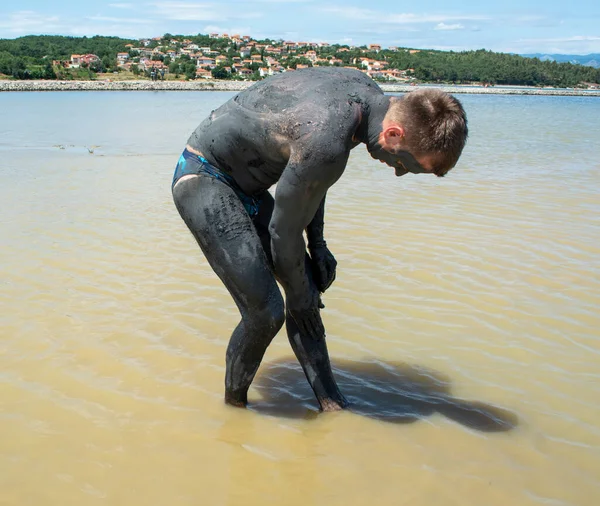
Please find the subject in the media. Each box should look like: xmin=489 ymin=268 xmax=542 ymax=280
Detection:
xmin=251 ymin=358 xmax=518 ymax=432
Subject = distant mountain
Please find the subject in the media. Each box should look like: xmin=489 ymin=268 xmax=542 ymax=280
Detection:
xmin=521 ymin=53 xmax=600 ymax=68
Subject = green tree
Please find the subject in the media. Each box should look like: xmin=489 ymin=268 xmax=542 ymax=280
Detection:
xmin=184 ymin=62 xmax=196 ymax=80
xmin=211 ymin=66 xmax=229 ymax=79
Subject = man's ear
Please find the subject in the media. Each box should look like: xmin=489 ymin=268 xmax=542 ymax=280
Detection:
xmin=381 ymin=124 xmax=405 ymax=152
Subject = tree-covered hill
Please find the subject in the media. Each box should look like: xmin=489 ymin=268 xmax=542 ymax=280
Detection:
xmin=381 ymin=48 xmax=600 ymax=87
xmin=0 ymin=34 xmax=598 ymax=87
xmin=0 ymin=35 xmax=136 ymax=78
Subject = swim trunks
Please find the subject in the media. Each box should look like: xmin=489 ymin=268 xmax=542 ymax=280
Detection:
xmin=172 ymin=148 xmax=263 ymax=218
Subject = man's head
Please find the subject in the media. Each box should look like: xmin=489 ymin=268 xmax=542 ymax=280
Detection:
xmin=373 ymin=89 xmax=468 ymax=177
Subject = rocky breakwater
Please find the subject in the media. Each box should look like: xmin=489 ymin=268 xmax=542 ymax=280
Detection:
xmin=380 ymin=83 xmax=600 ymax=96
xmin=0 ymin=80 xmax=253 ymax=92
xmin=1 ymin=79 xmax=598 ymax=96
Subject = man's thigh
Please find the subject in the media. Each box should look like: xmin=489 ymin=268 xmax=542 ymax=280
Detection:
xmin=173 ymin=176 xmax=278 ymax=311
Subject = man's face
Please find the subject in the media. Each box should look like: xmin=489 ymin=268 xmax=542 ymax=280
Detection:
xmin=371 ymin=147 xmax=449 ymax=178
xmin=394 ymin=151 xmax=451 ymax=177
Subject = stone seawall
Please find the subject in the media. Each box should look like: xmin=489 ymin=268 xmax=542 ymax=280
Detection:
xmin=0 ymin=80 xmax=251 ymax=92
xmin=1 ymin=79 xmax=599 ymax=96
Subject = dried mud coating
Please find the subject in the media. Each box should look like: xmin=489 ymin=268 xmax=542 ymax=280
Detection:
xmin=173 ymin=68 xmax=396 ymax=410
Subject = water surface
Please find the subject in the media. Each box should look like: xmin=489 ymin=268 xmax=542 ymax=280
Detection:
xmin=1 ymin=91 xmax=599 ymax=506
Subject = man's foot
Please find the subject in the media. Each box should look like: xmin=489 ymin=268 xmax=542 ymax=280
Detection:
xmin=225 ymin=391 xmax=247 ymax=408
xmin=319 ymin=396 xmax=349 ymax=412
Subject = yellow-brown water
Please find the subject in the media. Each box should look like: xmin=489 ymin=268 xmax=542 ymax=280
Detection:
xmin=1 ymin=92 xmax=599 ymax=505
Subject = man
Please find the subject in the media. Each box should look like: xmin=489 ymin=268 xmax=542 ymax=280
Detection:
xmin=171 ymin=67 xmax=468 ymax=412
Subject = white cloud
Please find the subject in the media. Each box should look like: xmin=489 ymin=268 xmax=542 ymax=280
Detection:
xmin=0 ymin=10 xmax=61 ymax=34
xmin=202 ymin=25 xmax=252 ymax=35
xmin=148 ymin=1 xmax=263 ymax=22
xmin=150 ymin=2 xmax=223 ymax=21
xmin=319 ymin=7 xmax=488 ymax=24
xmin=503 ymin=35 xmax=600 ymax=54
xmin=86 ymin=16 xmax=153 ymax=24
xmin=435 ymin=23 xmax=464 ymax=31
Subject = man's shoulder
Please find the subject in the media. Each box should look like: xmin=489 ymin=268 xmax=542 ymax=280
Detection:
xmin=236 ymin=67 xmax=382 ymax=103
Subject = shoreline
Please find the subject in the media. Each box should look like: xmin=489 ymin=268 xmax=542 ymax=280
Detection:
xmin=1 ymin=79 xmax=599 ymax=96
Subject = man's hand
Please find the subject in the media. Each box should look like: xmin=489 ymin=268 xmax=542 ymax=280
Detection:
xmin=287 ymin=284 xmax=325 ymax=340
xmin=309 ymin=244 xmax=337 ymax=293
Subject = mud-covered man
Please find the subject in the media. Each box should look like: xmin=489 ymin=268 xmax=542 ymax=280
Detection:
xmin=171 ymin=67 xmax=468 ymax=411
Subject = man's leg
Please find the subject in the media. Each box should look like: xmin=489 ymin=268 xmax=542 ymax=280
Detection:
xmin=254 ymin=193 xmax=348 ymax=411
xmin=172 ymin=176 xmax=285 ymax=406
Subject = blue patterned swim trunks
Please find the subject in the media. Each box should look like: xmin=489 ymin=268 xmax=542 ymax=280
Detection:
xmin=172 ymin=148 xmax=263 ymax=218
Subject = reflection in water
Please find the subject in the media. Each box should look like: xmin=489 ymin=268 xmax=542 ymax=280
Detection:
xmin=252 ymin=358 xmax=518 ymax=431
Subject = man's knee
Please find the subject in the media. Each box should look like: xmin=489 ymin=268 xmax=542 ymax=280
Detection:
xmin=252 ymin=294 xmax=285 ymax=336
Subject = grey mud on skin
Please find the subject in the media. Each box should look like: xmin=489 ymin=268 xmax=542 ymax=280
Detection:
xmin=171 ymin=67 xmax=468 ymax=412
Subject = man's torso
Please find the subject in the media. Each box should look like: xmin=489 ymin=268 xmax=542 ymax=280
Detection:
xmin=187 ymin=67 xmax=383 ymax=195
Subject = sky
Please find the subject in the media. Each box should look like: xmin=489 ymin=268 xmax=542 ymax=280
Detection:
xmin=0 ymin=0 xmax=599 ymax=55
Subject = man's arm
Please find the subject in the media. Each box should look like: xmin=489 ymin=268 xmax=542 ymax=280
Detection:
xmin=306 ymin=195 xmax=327 ymax=249
xmin=269 ymin=150 xmax=348 ymax=339
xmin=306 ymin=195 xmax=337 ymax=292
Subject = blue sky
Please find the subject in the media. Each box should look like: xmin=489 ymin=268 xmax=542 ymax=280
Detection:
xmin=1 ymin=0 xmax=599 ymax=54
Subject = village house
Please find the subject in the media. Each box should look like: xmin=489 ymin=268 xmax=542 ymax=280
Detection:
xmin=195 ymin=68 xmax=212 ymax=79
xmin=215 ymin=55 xmax=228 ymax=65
xmin=238 ymin=68 xmax=253 ymax=77
xmin=369 ymin=60 xmax=389 ymax=70
xmin=136 ymin=48 xmax=153 ymax=57
xmin=69 ymin=54 xmax=100 ymax=68
xmin=305 ymin=50 xmax=317 ymax=62
xmin=117 ymin=52 xmax=129 ymax=65
xmin=209 ymin=33 xmax=219 ymax=39
xmin=196 ymin=56 xmax=216 ymax=68
xmin=368 ymin=44 xmax=381 ymax=52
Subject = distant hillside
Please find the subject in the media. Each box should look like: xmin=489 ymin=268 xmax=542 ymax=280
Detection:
xmin=522 ymin=53 xmax=600 ymax=68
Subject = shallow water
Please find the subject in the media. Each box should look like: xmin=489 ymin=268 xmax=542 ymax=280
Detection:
xmin=1 ymin=91 xmax=599 ymax=506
